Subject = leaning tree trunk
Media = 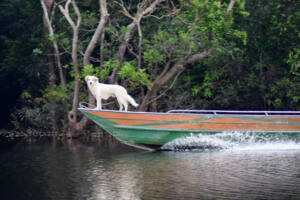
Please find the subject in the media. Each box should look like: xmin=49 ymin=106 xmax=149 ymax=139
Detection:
xmin=139 ymin=51 xmax=212 ymax=111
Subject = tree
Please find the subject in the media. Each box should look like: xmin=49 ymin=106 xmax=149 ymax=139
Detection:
xmin=41 ymin=0 xmax=58 ymax=133
xmin=58 ymin=0 xmax=108 ymax=137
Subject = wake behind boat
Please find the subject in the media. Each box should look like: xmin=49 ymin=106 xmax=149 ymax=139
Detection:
xmin=78 ymin=107 xmax=300 ymax=150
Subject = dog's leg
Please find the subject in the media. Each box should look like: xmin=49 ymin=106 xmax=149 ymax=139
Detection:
xmin=124 ymin=103 xmax=128 ymax=112
xmin=96 ymin=97 xmax=102 ymax=110
xmin=119 ymin=104 xmax=123 ymax=111
xmin=117 ymin=100 xmax=123 ymax=111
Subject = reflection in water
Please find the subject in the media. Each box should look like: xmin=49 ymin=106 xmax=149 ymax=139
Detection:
xmin=88 ymin=158 xmax=142 ymax=200
xmin=1 ymin=140 xmax=300 ymax=200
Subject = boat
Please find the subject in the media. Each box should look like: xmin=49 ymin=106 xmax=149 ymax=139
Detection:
xmin=78 ymin=106 xmax=300 ymax=150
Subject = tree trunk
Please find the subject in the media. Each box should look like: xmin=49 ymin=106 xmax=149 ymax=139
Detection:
xmin=42 ymin=0 xmax=57 ymax=134
xmin=40 ymin=0 xmax=66 ymax=86
xmin=59 ymin=0 xmax=82 ymax=137
xmin=83 ymin=0 xmax=109 ymax=67
xmin=45 ymin=45 xmax=57 ymax=134
xmin=109 ymin=22 xmax=136 ymax=83
xmin=100 ymin=31 xmax=105 ymax=66
xmin=59 ymin=0 xmax=108 ymax=137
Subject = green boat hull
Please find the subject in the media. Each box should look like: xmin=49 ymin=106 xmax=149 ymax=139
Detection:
xmin=79 ymin=108 xmax=300 ymax=150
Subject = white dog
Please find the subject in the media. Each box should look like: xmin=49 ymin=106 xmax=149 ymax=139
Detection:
xmin=85 ymin=75 xmax=139 ymax=111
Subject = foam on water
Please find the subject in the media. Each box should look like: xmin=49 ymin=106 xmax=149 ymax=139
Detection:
xmin=161 ymin=132 xmax=300 ymax=151
xmin=234 ymin=142 xmax=300 ymax=151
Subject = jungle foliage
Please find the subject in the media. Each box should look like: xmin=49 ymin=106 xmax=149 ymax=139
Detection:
xmin=0 ymin=0 xmax=299 ymax=133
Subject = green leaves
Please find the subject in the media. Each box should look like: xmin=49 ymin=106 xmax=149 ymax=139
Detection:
xmin=82 ymin=60 xmax=118 ymax=81
xmin=191 ymin=85 xmax=201 ymax=96
xmin=33 ymin=48 xmax=43 ymax=55
xmin=21 ymin=91 xmax=32 ymax=101
xmin=286 ymin=48 xmax=300 ymax=75
xmin=143 ymin=49 xmax=166 ymax=66
xmin=43 ymin=85 xmax=68 ymax=103
xmin=100 ymin=60 xmax=118 ymax=80
xmin=48 ymin=35 xmax=57 ymax=42
xmin=118 ymin=60 xmax=152 ymax=89
xmin=82 ymin=64 xmax=99 ymax=78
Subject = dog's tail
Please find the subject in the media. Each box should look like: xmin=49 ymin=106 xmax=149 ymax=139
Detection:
xmin=127 ymin=95 xmax=139 ymax=108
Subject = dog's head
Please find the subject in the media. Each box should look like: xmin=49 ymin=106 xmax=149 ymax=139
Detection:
xmin=85 ymin=75 xmax=98 ymax=86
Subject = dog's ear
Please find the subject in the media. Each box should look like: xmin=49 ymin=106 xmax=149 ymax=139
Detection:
xmin=92 ymin=77 xmax=98 ymax=83
xmin=85 ymin=76 xmax=89 ymax=82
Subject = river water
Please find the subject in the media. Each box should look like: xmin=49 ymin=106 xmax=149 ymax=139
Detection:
xmin=1 ymin=132 xmax=300 ymax=200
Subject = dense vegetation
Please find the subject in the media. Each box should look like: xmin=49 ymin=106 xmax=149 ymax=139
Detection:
xmin=0 ymin=0 xmax=299 ymax=136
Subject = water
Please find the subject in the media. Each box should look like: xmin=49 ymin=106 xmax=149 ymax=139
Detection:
xmin=162 ymin=131 xmax=300 ymax=151
xmin=1 ymin=133 xmax=300 ymax=200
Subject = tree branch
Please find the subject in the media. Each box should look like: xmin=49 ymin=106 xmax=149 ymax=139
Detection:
xmin=41 ymin=0 xmax=66 ymax=86
xmin=114 ymin=0 xmax=134 ymax=20
xmin=83 ymin=0 xmax=109 ymax=66
xmin=109 ymin=0 xmax=165 ymax=83
xmin=58 ymin=0 xmax=76 ymax=28
xmin=72 ymin=0 xmax=81 ymax=28
xmin=148 ymin=70 xmax=181 ymax=105
xmin=186 ymin=50 xmax=212 ymax=64
xmin=226 ymin=0 xmax=235 ymax=15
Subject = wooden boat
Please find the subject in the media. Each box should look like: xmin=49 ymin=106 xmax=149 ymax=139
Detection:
xmin=78 ymin=107 xmax=300 ymax=150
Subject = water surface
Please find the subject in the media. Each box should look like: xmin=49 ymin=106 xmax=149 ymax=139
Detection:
xmin=1 ymin=137 xmax=300 ymax=200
